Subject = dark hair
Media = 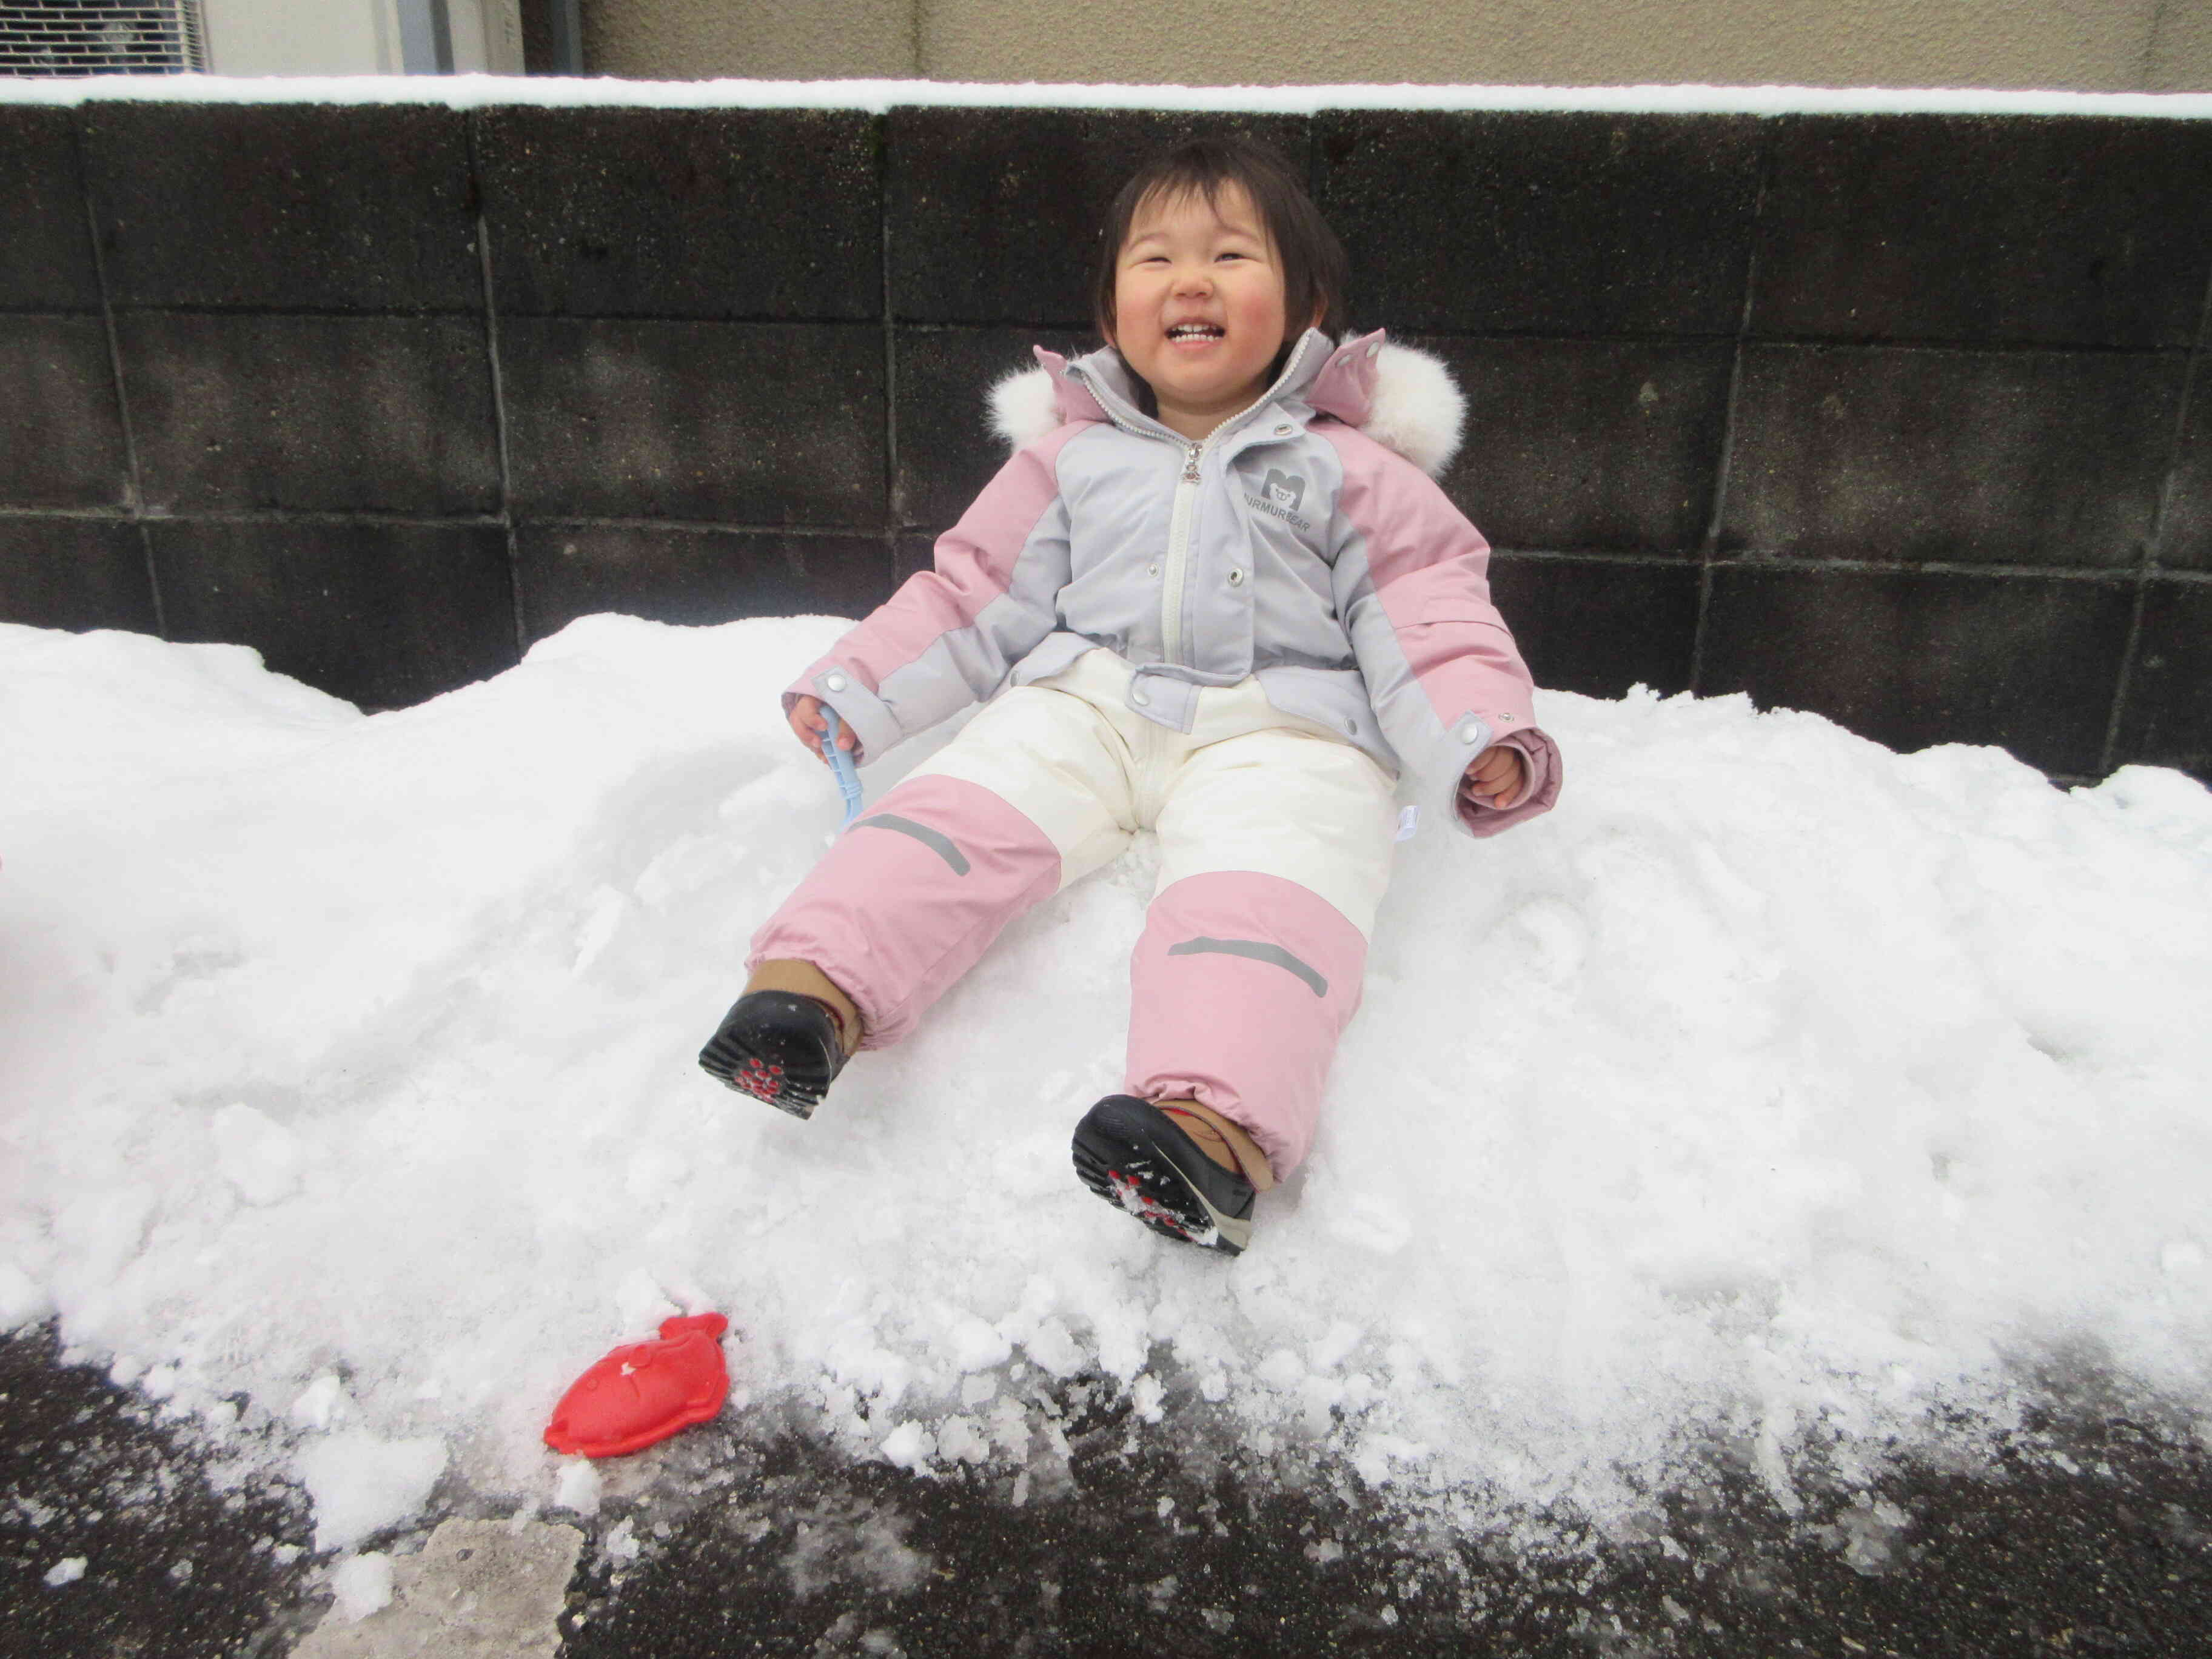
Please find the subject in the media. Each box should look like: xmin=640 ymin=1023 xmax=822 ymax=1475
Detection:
xmin=1091 ymin=135 xmax=1351 ymax=395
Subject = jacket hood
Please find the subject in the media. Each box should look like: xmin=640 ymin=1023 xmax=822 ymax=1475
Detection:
xmin=987 ymin=327 xmax=1467 ymax=478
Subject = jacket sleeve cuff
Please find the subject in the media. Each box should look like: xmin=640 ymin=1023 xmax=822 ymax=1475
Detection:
xmin=1450 ymin=727 xmax=1561 ymax=838
xmin=784 ymin=662 xmax=902 ymax=765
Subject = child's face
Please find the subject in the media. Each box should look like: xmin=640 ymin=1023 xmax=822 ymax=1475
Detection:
xmin=1110 ymin=181 xmax=1304 ymax=440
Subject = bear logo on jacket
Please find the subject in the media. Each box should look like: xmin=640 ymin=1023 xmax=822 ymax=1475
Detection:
xmin=1248 ymin=468 xmax=1312 ymax=531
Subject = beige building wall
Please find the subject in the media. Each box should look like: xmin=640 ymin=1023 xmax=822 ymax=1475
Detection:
xmin=202 ymin=0 xmax=399 ymax=73
xmin=579 ymin=0 xmax=2211 ymax=90
xmin=449 ymin=0 xmax=528 ymax=73
xmin=582 ymin=0 xmax=918 ymax=79
xmin=2149 ymin=0 xmax=2212 ymax=87
xmin=202 ymin=0 xmax=523 ymax=75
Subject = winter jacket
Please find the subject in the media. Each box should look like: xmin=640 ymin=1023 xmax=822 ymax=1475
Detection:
xmin=788 ymin=326 xmax=1561 ymax=839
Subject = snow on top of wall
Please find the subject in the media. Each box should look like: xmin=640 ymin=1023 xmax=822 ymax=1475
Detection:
xmin=2 ymin=73 xmax=2210 ymax=118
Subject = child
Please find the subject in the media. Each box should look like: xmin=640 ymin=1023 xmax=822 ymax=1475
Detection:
xmin=700 ymin=136 xmax=1558 ymax=1255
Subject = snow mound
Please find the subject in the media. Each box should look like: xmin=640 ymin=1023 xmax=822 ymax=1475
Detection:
xmin=2 ymin=613 xmax=2209 ymax=1549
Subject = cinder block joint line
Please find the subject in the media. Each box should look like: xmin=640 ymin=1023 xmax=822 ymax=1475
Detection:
xmin=2100 ymin=251 xmax=2212 ymax=773
xmin=0 ymin=507 xmax=908 ymax=538
xmin=880 ymin=112 xmax=902 ymax=597
xmin=518 ymin=515 xmax=897 ymax=539
xmin=96 ymin=303 xmax=489 ymax=322
xmin=1740 ymin=335 xmax=2202 ymax=358
xmin=87 ymin=303 xmax=904 ymax=327
xmin=1688 ymin=115 xmax=1774 ymax=700
xmin=479 ymin=213 xmax=528 ymax=661
xmin=1 ymin=505 xmax=140 ymax=524
xmin=73 ymin=112 xmax=160 ymax=637
xmin=1698 ymin=555 xmax=2184 ymax=585
xmin=476 ymin=106 xmax=540 ymax=665
xmin=1487 ymin=547 xmax=1703 ymax=568
xmin=89 ymin=508 xmax=509 ymax=530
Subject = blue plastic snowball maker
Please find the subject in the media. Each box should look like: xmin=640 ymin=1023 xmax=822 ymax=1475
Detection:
xmin=821 ymin=706 xmax=863 ymax=829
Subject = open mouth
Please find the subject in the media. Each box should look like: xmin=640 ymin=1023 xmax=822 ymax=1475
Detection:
xmin=1166 ymin=323 xmax=1225 ymax=344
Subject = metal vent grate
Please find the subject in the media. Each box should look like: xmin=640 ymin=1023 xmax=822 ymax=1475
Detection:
xmin=1 ymin=1 xmax=206 ymax=76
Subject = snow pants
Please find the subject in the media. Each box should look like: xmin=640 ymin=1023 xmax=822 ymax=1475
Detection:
xmin=746 ymin=649 xmax=1399 ymax=1179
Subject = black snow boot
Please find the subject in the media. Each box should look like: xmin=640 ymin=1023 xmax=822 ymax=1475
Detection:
xmin=1071 ymin=1095 xmax=1255 ymax=1255
xmin=698 ymin=991 xmax=849 ymax=1119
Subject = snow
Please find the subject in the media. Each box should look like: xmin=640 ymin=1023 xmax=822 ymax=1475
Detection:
xmin=327 ymin=1550 xmax=395 ymax=1621
xmin=289 ymin=1373 xmax=347 ymax=1431
xmin=878 ymin=1421 xmax=937 ymax=1471
xmin=0 ymin=73 xmax=2207 ymax=120
xmin=212 ymin=1102 xmax=304 ymax=1207
xmin=600 ymin=1517 xmax=640 ymax=1564
xmin=290 ymin=1432 xmax=449 ymax=1552
xmin=42 ymin=1555 xmax=87 ymax=1587
xmin=3 ymin=613 xmax=2211 ymax=1557
xmin=0 ymin=1258 xmax=49 ymax=1329
xmin=551 ymin=1458 xmax=603 ymax=1517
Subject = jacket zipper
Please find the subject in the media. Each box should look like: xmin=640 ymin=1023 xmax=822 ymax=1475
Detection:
xmin=1160 ymin=438 xmax=1205 ymax=664
xmin=1064 ymin=331 xmax=1322 ymax=670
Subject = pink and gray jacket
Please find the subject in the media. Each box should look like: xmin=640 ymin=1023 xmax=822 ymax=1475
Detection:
xmin=788 ymin=326 xmax=1561 ymax=837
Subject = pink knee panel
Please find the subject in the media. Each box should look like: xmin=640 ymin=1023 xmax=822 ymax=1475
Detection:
xmin=748 ymin=773 xmax=1062 ymax=1048
xmin=1125 ymin=871 xmax=1369 ymax=1181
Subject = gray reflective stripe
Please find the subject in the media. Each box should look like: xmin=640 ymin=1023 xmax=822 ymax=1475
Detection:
xmin=854 ymin=814 xmax=970 ymax=875
xmin=1167 ymin=936 xmax=1328 ymax=997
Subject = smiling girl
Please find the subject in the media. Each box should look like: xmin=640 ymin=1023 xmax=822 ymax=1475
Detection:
xmin=699 ymin=136 xmax=1560 ymax=1255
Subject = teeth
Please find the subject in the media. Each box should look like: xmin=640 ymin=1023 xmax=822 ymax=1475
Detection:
xmin=1168 ymin=324 xmax=1222 ymax=338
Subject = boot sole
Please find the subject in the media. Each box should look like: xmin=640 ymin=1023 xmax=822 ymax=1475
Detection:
xmin=1072 ymin=1098 xmax=1252 ymax=1255
xmin=697 ymin=993 xmax=843 ymax=1119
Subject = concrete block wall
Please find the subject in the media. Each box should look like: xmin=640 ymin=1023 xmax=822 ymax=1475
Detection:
xmin=2 ymin=100 xmax=2208 ymax=783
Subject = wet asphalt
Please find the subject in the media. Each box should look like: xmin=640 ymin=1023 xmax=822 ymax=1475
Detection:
xmin=4 ymin=1321 xmax=2210 ymax=1658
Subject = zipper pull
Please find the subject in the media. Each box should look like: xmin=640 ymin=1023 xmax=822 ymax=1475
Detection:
xmin=1182 ymin=444 xmax=1201 ymax=483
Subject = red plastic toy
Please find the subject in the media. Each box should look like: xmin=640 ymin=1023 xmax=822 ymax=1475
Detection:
xmin=544 ymin=1312 xmax=731 ymax=1458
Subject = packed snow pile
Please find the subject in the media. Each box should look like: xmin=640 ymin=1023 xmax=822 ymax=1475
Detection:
xmin=2 ymin=614 xmax=2209 ymax=1550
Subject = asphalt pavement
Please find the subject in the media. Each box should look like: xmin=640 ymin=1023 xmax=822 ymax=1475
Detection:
xmin=5 ymin=1322 xmax=2209 ymax=1657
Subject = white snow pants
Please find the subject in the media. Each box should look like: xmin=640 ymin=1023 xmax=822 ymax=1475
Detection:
xmin=747 ymin=648 xmax=1399 ymax=1179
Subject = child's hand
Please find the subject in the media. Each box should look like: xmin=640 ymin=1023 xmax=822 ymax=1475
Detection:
xmin=1460 ymin=745 xmax=1527 ymax=810
xmin=789 ymin=695 xmax=860 ymax=765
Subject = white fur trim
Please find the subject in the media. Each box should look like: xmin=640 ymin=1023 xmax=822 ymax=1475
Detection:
xmin=982 ymin=342 xmax=1467 ymax=476
xmin=1361 ymin=343 xmax=1465 ymax=478
xmin=989 ymin=364 xmax=1062 ymax=451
